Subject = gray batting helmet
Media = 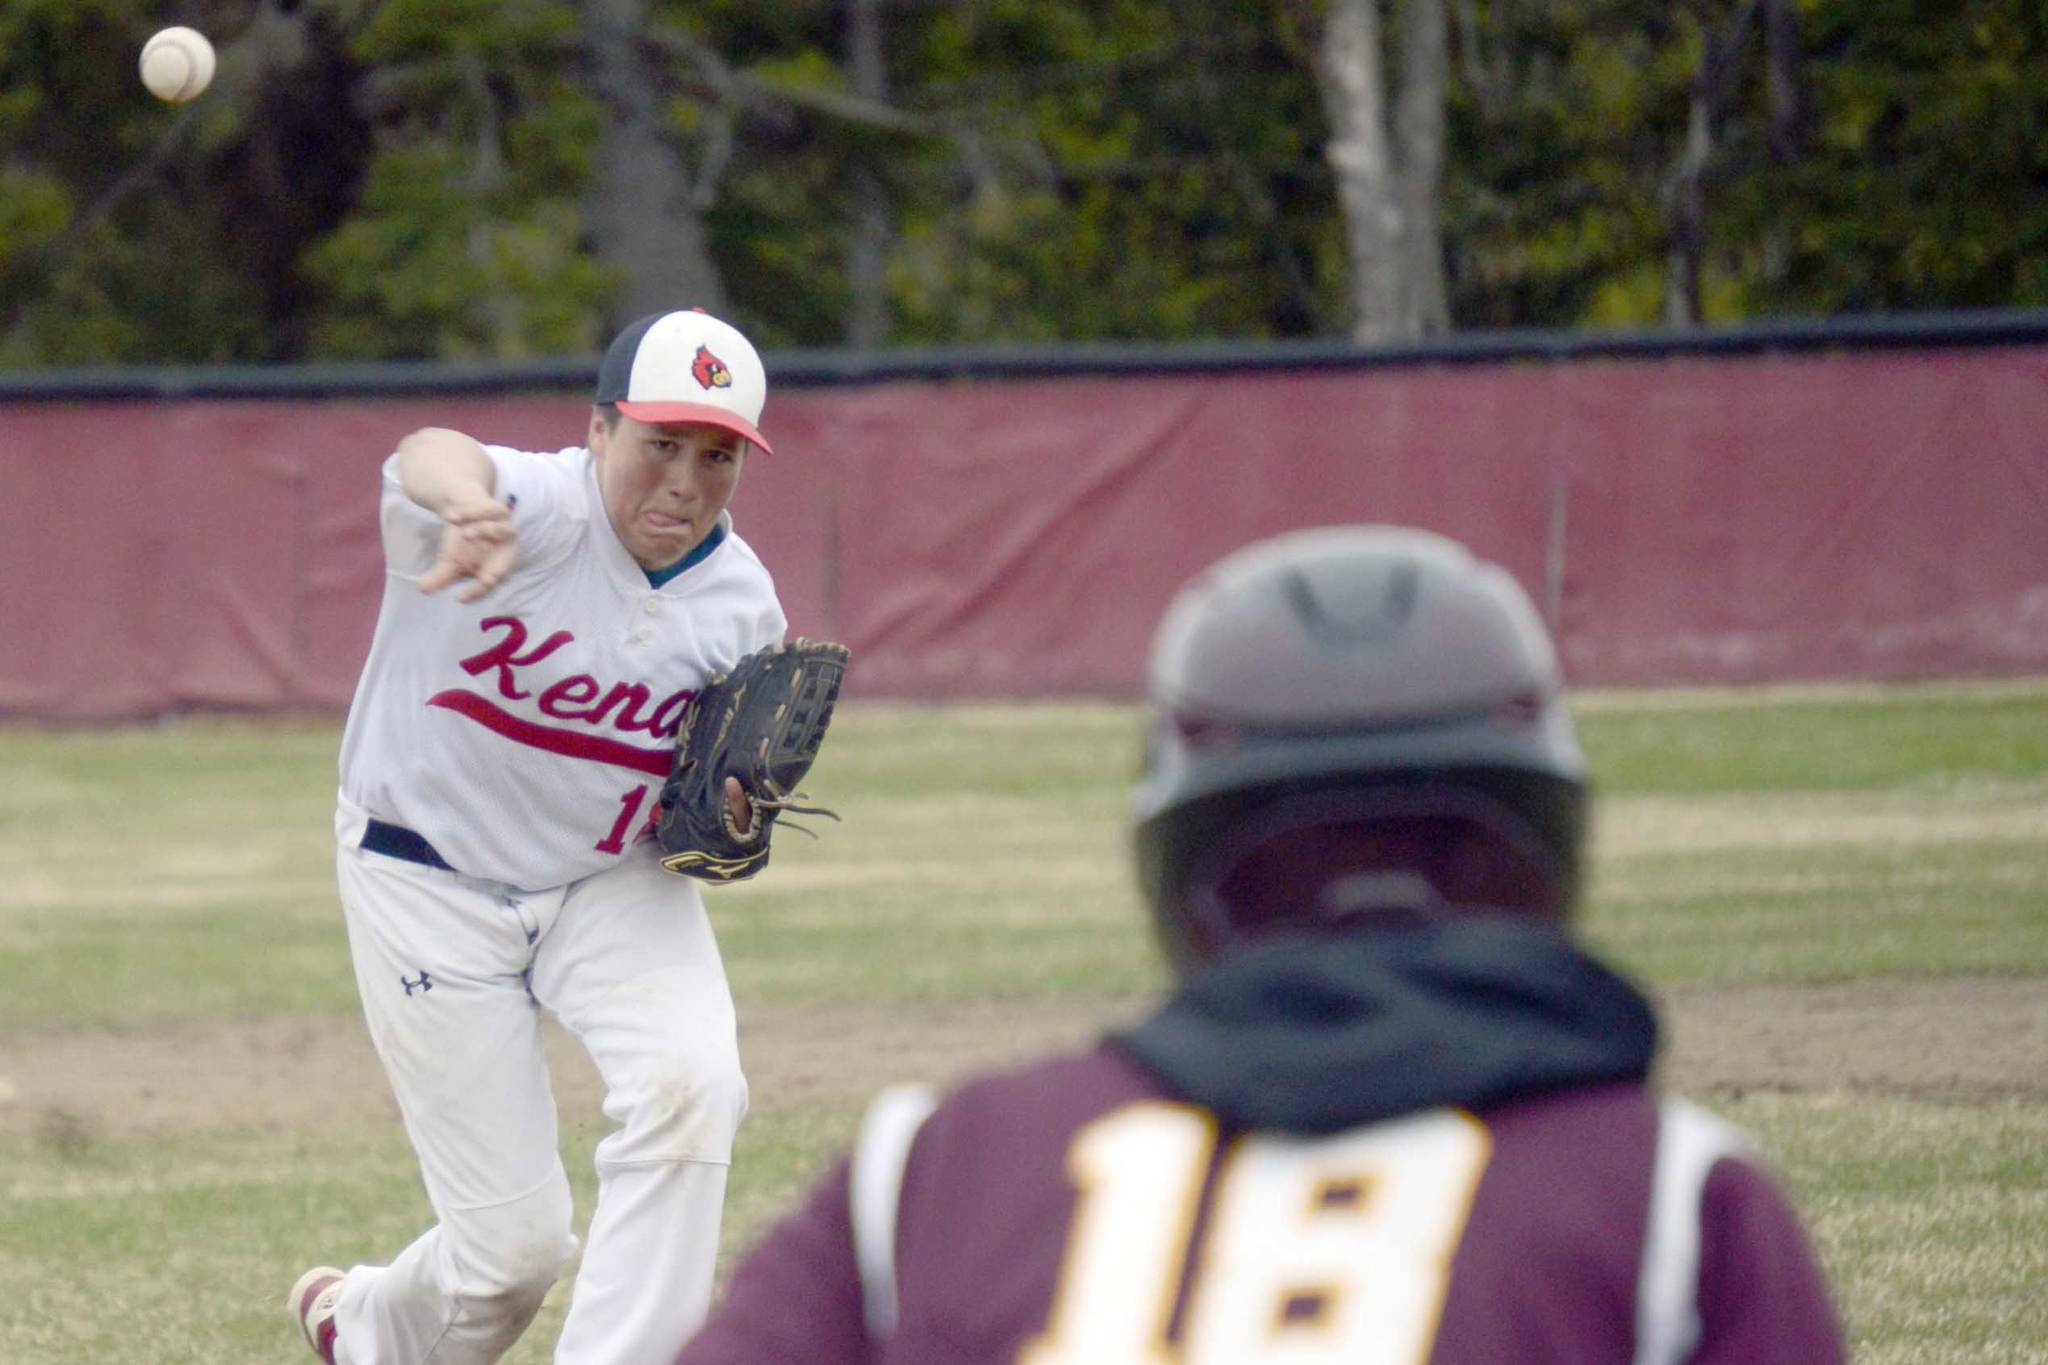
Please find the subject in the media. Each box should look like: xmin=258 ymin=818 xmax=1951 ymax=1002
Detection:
xmin=1131 ymin=526 xmax=1589 ymax=973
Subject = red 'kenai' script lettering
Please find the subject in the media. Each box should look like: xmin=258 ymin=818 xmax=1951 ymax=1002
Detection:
xmin=533 ymin=678 xmax=699 ymax=737
xmin=427 ymin=691 xmax=672 ymax=776
xmin=438 ymin=616 xmax=700 ymax=767
xmin=536 ymin=675 xmax=602 ymax=718
xmin=462 ymin=616 xmax=576 ymax=700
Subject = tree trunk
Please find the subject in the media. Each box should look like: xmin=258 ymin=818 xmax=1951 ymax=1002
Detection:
xmin=1664 ymin=84 xmax=1711 ymax=325
xmin=1759 ymin=0 xmax=1808 ymax=292
xmin=1394 ymin=0 xmax=1451 ymax=336
xmin=846 ymin=0 xmax=890 ymax=348
xmin=582 ymin=0 xmax=728 ymax=323
xmin=1314 ymin=0 xmax=1404 ymax=343
xmin=1661 ymin=0 xmax=1760 ymax=326
xmin=1309 ymin=0 xmax=1452 ymax=344
xmin=1450 ymin=0 xmax=1509 ymax=121
xmin=1762 ymin=0 xmax=1807 ymax=165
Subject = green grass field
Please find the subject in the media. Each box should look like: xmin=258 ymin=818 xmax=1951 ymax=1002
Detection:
xmin=2 ymin=682 xmax=2045 ymax=1363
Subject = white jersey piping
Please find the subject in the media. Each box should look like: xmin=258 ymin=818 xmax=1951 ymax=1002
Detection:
xmin=1634 ymin=1096 xmax=1754 ymax=1365
xmin=849 ymin=1083 xmax=939 ymax=1341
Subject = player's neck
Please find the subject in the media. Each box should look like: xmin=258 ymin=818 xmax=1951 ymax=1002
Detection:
xmin=644 ymin=521 xmax=727 ymax=588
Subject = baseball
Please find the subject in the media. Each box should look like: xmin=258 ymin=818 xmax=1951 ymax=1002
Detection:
xmin=139 ymin=26 xmax=215 ymax=104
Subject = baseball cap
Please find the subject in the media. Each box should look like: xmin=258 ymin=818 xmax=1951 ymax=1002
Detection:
xmin=594 ymin=309 xmax=774 ymax=456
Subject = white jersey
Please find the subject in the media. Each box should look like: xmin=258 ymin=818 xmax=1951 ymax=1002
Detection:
xmin=338 ymin=443 xmax=787 ymax=891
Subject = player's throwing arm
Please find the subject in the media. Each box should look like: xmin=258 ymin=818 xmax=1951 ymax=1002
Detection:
xmin=397 ymin=428 xmax=521 ymax=603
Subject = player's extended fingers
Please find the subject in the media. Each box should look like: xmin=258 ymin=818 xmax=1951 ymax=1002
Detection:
xmin=724 ymin=776 xmax=752 ymax=835
xmin=418 ymin=554 xmax=464 ymax=595
xmin=454 ymin=568 xmax=499 ymax=603
xmin=453 ymin=561 xmax=503 ymax=603
xmin=452 ymin=542 xmax=518 ymax=603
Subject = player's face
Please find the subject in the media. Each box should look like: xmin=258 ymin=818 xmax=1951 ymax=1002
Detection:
xmin=590 ymin=413 xmax=747 ymax=571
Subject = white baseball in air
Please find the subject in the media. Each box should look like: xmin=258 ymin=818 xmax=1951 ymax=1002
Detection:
xmin=139 ymin=26 xmax=216 ymax=104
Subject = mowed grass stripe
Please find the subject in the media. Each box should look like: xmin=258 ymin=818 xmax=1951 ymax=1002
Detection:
xmin=1596 ymin=784 xmax=2048 ymax=854
xmin=0 ymin=904 xmax=357 ymax=1025
xmin=1586 ymin=832 xmax=2048 ymax=982
xmin=1574 ymin=682 xmax=2048 ymax=794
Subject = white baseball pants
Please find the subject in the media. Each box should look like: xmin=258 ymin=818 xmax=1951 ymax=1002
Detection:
xmin=327 ymin=799 xmax=748 ymax=1365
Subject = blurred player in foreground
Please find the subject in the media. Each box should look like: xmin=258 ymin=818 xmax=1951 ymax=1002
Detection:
xmin=291 ymin=310 xmax=787 ymax=1365
xmin=675 ymin=525 xmax=1845 ymax=1364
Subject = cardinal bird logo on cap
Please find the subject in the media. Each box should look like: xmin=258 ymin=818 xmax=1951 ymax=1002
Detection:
xmin=691 ymin=345 xmax=733 ymax=391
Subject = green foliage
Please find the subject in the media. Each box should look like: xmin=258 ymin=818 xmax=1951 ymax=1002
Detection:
xmin=303 ymin=0 xmax=611 ymax=358
xmin=0 ymin=0 xmax=378 ymax=364
xmin=0 ymin=0 xmax=2038 ymax=360
xmin=303 ymin=124 xmax=615 ymax=359
xmin=1445 ymin=2 xmax=1682 ymax=326
xmin=1576 ymin=686 xmax=2048 ymax=794
xmin=353 ymin=0 xmax=578 ymax=62
xmin=0 ymin=170 xmax=73 ymax=279
xmin=695 ymin=0 xmax=1335 ymax=344
xmin=1759 ymin=0 xmax=2048 ymax=311
xmin=894 ymin=0 xmax=1333 ymax=341
xmin=1446 ymin=0 xmax=2048 ymax=325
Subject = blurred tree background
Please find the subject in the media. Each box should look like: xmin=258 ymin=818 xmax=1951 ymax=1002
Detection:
xmin=0 ymin=0 xmax=2041 ymax=365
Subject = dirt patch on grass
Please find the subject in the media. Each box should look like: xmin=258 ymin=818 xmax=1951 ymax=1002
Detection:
xmin=0 ymin=997 xmax=1149 ymax=1147
xmin=735 ymin=996 xmax=1149 ymax=1112
xmin=1657 ymin=977 xmax=2048 ymax=1104
xmin=2 ymin=980 xmax=2040 ymax=1148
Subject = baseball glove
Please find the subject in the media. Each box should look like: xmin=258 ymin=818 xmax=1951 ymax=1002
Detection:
xmin=655 ymin=639 xmax=851 ymax=883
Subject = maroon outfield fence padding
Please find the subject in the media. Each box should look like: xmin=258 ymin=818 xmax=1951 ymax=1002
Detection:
xmin=2 ymin=334 xmax=2045 ymax=721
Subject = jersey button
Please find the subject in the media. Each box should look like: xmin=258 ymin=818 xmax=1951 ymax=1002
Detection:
xmin=643 ymin=598 xmax=660 ymax=614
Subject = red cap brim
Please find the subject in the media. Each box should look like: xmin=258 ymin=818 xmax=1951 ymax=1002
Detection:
xmin=614 ymin=401 xmax=773 ymax=457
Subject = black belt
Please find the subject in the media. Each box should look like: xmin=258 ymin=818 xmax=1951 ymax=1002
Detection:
xmin=361 ymin=819 xmax=455 ymax=872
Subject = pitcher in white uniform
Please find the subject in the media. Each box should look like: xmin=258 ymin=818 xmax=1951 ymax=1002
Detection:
xmin=290 ymin=309 xmax=788 ymax=1365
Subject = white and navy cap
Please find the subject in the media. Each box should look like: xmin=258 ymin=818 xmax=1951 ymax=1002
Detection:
xmin=594 ymin=309 xmax=774 ymax=456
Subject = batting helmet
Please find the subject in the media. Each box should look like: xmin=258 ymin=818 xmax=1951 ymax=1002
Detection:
xmin=1130 ymin=526 xmax=1589 ymax=974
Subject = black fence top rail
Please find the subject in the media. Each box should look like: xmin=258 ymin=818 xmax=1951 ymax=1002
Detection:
xmin=5 ymin=308 xmax=2045 ymax=403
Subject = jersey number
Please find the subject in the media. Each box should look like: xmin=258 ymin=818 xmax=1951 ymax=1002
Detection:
xmin=1020 ymin=1103 xmax=1491 ymax=1365
xmin=595 ymin=784 xmax=652 ymax=854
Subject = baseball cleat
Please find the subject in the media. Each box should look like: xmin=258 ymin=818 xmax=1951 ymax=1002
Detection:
xmin=288 ymin=1265 xmax=345 ymax=1364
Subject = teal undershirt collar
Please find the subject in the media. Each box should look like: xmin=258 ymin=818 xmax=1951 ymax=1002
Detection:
xmin=645 ymin=522 xmax=727 ymax=588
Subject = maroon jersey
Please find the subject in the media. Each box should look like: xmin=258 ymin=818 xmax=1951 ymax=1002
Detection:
xmin=680 ymin=923 xmax=1844 ymax=1365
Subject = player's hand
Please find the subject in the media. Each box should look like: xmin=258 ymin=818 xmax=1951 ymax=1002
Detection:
xmin=420 ymin=498 xmax=517 ymax=602
xmin=724 ymin=776 xmax=752 ymax=836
